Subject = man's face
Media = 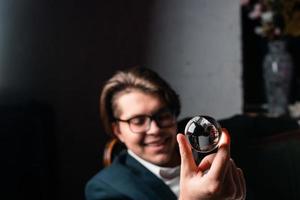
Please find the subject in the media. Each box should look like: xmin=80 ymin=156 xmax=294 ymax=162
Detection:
xmin=112 ymin=91 xmax=180 ymax=167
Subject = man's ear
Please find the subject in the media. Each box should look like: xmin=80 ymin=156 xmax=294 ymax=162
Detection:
xmin=112 ymin=122 xmax=124 ymax=143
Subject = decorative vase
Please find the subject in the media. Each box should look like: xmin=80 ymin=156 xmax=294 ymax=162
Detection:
xmin=263 ymin=39 xmax=294 ymax=117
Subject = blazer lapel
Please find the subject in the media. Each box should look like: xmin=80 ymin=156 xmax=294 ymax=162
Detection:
xmin=126 ymin=153 xmax=178 ymax=200
xmin=101 ymin=152 xmax=177 ymax=200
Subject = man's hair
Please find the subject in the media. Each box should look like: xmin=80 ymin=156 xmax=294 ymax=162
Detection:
xmin=100 ymin=67 xmax=181 ymax=135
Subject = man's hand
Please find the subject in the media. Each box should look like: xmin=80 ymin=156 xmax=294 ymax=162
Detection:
xmin=177 ymin=129 xmax=246 ymax=200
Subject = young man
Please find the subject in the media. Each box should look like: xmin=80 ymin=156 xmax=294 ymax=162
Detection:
xmin=85 ymin=67 xmax=246 ymax=200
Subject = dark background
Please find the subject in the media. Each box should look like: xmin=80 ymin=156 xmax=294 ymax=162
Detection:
xmin=1 ymin=1 xmax=299 ymax=200
xmin=0 ymin=1 xmax=153 ymax=199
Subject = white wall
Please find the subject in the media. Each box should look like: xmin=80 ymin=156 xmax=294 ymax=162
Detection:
xmin=146 ymin=0 xmax=242 ymax=119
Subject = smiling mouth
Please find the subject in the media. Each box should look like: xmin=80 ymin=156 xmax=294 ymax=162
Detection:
xmin=145 ymin=137 xmax=169 ymax=146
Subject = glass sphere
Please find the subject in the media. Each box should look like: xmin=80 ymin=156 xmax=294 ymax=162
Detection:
xmin=184 ymin=115 xmax=222 ymax=153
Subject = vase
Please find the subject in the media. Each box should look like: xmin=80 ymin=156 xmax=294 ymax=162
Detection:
xmin=263 ymin=39 xmax=294 ymax=117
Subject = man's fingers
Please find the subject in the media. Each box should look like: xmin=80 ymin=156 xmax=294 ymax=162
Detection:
xmin=237 ymin=168 xmax=247 ymax=200
xmin=206 ymin=128 xmax=230 ymax=180
xmin=221 ymin=128 xmax=231 ymax=153
xmin=198 ymin=153 xmax=216 ymax=172
xmin=230 ymin=159 xmax=244 ymax=199
xmin=228 ymin=160 xmax=238 ymax=199
xmin=177 ymin=133 xmax=197 ymax=177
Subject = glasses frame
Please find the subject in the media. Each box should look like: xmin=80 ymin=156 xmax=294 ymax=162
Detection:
xmin=115 ymin=108 xmax=177 ymax=134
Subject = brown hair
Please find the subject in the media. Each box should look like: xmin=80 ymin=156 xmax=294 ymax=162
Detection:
xmin=100 ymin=67 xmax=181 ymax=135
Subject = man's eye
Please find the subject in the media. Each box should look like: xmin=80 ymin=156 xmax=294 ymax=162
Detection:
xmin=130 ymin=117 xmax=147 ymax=125
xmin=157 ymin=112 xmax=173 ymax=121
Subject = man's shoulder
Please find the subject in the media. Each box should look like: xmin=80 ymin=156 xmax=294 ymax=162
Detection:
xmin=85 ymin=152 xmax=134 ymax=199
xmin=87 ymin=151 xmax=147 ymax=186
xmin=86 ymin=151 xmax=177 ymax=200
xmin=85 ymin=151 xmax=162 ymax=200
xmin=89 ymin=151 xmax=130 ymax=180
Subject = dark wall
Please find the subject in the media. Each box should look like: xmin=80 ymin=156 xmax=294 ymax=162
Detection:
xmin=0 ymin=1 xmax=152 ymax=199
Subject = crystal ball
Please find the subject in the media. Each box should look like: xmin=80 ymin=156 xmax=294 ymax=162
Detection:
xmin=184 ymin=115 xmax=222 ymax=153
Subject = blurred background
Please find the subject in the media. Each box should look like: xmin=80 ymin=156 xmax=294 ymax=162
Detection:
xmin=0 ymin=0 xmax=299 ymax=199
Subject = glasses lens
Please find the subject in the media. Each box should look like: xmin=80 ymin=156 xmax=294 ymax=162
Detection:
xmin=128 ymin=116 xmax=150 ymax=133
xmin=155 ymin=111 xmax=176 ymax=128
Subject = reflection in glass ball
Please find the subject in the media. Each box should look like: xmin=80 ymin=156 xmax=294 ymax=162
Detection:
xmin=184 ymin=115 xmax=222 ymax=153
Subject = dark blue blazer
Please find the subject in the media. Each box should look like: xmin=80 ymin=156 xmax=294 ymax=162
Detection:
xmin=85 ymin=151 xmax=177 ymax=200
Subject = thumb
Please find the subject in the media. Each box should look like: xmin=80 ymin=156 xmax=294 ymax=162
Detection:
xmin=177 ymin=133 xmax=197 ymax=177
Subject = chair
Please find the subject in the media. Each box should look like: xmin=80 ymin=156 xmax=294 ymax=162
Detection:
xmin=103 ymin=138 xmax=125 ymax=167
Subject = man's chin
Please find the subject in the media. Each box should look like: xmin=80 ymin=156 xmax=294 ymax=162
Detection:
xmin=150 ymin=154 xmax=174 ymax=166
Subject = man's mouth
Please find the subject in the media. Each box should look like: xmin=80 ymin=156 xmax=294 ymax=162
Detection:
xmin=145 ymin=137 xmax=169 ymax=146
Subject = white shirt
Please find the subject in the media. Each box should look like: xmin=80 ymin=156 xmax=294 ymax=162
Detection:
xmin=128 ymin=150 xmax=180 ymax=197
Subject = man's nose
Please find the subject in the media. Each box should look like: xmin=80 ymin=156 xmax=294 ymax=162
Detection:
xmin=146 ymin=119 xmax=160 ymax=134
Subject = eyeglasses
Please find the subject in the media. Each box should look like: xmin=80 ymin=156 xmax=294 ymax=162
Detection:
xmin=115 ymin=109 xmax=176 ymax=134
